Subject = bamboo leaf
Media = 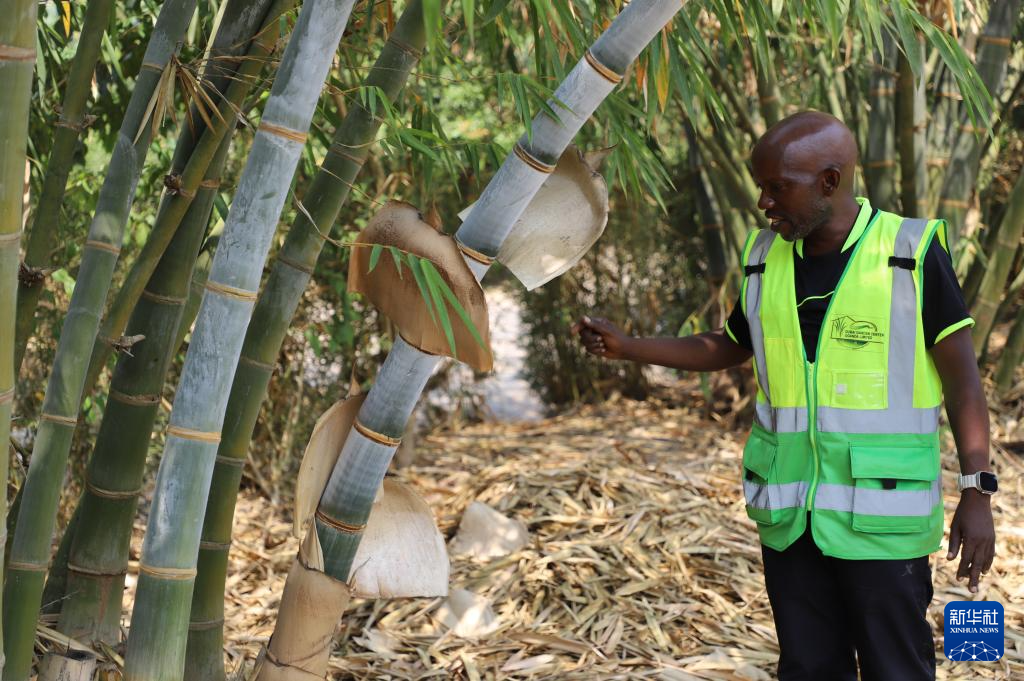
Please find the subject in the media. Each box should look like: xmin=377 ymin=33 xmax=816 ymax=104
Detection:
xmin=420 ymin=259 xmax=457 ymax=357
xmin=387 ymin=246 xmax=403 ymax=279
xmin=482 ymin=0 xmax=511 ymax=25
xmin=368 ymin=243 xmax=383 ymax=273
xmin=407 ymin=255 xmax=438 ymax=326
xmin=462 ymin=0 xmax=474 ymax=38
xmin=432 ymin=264 xmax=485 ymax=350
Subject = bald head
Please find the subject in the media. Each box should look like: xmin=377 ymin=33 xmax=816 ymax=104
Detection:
xmin=750 ymin=111 xmax=861 ymax=243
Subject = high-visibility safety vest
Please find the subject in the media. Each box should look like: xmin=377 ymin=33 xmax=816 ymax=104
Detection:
xmin=739 ymin=198 xmax=946 ymax=560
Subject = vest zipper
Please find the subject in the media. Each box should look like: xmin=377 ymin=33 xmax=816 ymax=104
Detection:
xmin=805 ymin=360 xmax=820 ymax=511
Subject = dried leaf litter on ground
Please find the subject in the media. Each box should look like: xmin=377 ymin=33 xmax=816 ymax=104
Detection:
xmin=102 ymin=386 xmax=1023 ymax=679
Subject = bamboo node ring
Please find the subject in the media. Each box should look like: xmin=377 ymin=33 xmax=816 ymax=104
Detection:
xmin=0 ymin=387 xmax=14 ymax=405
xmin=205 ymin=280 xmax=258 ymax=302
xmin=85 ymin=239 xmax=122 ymax=256
xmin=389 ymin=36 xmax=423 ymax=59
xmin=979 ymin=35 xmax=1011 ymax=47
xmin=513 ymin=144 xmax=556 ymax=173
xmin=354 ymin=419 xmax=401 ymax=446
xmin=398 ymin=332 xmax=439 ymax=357
xmin=41 ymin=412 xmax=78 ymax=427
xmin=315 ymin=509 xmax=366 ymax=534
xmin=215 ymin=454 xmax=246 ymax=468
xmin=277 ymin=253 xmax=316 ymax=275
xmin=0 ymin=45 xmax=36 ymax=62
xmin=584 ymin=50 xmax=623 ymax=84
xmin=199 ymin=178 xmax=222 ymax=189
xmin=139 ymin=563 xmax=197 ymax=580
xmin=939 ymin=199 xmax=970 ymax=209
xmin=0 ymin=230 xmax=24 ymax=245
xmin=86 ymin=479 xmax=143 ymax=500
xmin=67 ymin=562 xmax=127 ymax=577
xmin=329 ymin=144 xmax=364 ymax=164
xmin=7 ymin=560 xmax=49 ymax=573
xmin=167 ymin=425 xmax=222 ymax=443
xmin=258 ymin=121 xmax=307 ymax=144
xmin=54 ymin=118 xmax=84 ymax=132
xmin=140 ymin=61 xmax=165 ymax=73
xmin=199 ymin=540 xmax=232 ymax=551
xmin=188 ymin=618 xmax=225 ymax=631
xmin=454 ymin=238 xmax=495 ymax=265
xmin=238 ymin=354 xmax=276 ymax=372
xmin=140 ymin=289 xmax=187 ymax=306
xmin=109 ymin=388 xmax=161 ymax=406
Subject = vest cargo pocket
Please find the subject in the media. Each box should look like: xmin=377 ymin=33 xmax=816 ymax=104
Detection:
xmin=849 ymin=445 xmax=939 ymax=534
xmin=742 ymin=434 xmax=783 ymax=525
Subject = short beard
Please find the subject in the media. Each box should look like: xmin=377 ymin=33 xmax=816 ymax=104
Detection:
xmin=791 ymin=199 xmax=832 ymax=241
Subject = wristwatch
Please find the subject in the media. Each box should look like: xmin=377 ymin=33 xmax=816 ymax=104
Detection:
xmin=957 ymin=471 xmax=998 ymax=495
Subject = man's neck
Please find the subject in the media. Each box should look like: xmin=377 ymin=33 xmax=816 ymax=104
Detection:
xmin=802 ymin=196 xmax=862 ymax=256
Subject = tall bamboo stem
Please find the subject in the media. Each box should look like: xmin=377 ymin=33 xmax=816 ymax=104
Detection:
xmin=1 ymin=3 xmax=199 ymax=678
xmin=896 ymin=36 xmax=927 ymax=218
xmin=123 ymin=2 xmax=358 ymax=679
xmin=14 ymin=0 xmax=116 ymax=374
xmin=186 ymin=4 xmax=428 ymax=679
xmin=864 ymin=31 xmax=898 ymax=211
xmin=258 ymin=2 xmax=688 ymax=678
xmin=995 ymin=302 xmax=1024 ymax=394
xmin=0 ymin=0 xmax=35 ymax=673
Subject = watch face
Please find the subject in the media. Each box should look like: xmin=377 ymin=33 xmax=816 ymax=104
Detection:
xmin=979 ymin=472 xmax=998 ymax=493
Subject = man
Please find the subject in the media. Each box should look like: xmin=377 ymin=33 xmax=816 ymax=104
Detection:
xmin=573 ymin=111 xmax=996 ymax=680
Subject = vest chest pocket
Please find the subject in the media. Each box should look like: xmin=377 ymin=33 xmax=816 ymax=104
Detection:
xmin=742 ymin=434 xmax=793 ymax=525
xmin=849 ymin=445 xmax=940 ymax=534
xmin=830 ymin=371 xmax=887 ymax=410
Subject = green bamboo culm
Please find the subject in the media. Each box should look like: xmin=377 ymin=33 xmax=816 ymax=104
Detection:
xmin=52 ymin=132 xmax=233 ymax=647
xmin=13 ymin=0 xmax=116 ymax=375
xmin=970 ymin=169 xmax=1024 ymax=356
xmin=258 ymin=2 xmax=690 ymax=678
xmin=80 ymin=0 xmax=295 ymax=399
xmin=864 ymin=30 xmax=897 ymax=211
xmin=0 ymin=0 xmax=36 ymax=673
xmin=896 ymin=34 xmax=927 ymax=218
xmin=186 ymin=3 xmax=429 ymax=679
xmin=995 ymin=307 xmax=1024 ymax=394
xmin=0 ymin=2 xmax=200 ymax=678
xmin=39 ymin=0 xmax=287 ymax=615
xmin=123 ymin=2 xmax=359 ymax=679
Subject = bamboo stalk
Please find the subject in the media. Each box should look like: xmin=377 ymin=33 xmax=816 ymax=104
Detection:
xmin=0 ymin=0 xmax=35 ymax=673
xmin=995 ymin=301 xmax=1024 ymax=394
xmin=864 ymin=31 xmax=898 ymax=211
xmin=971 ymin=169 xmax=1024 ymax=356
xmin=122 ymin=2 xmax=359 ymax=679
xmin=896 ymin=35 xmax=927 ymax=218
xmin=940 ymin=0 xmax=1021 ymax=249
xmin=258 ymin=2 xmax=689 ymax=678
xmin=186 ymin=4 xmax=429 ymax=679
xmin=1 ymin=3 xmax=200 ymax=678
xmin=752 ymin=42 xmax=782 ymax=128
xmin=13 ymin=0 xmax=116 ymax=374
xmin=80 ymin=0 xmax=293 ymax=399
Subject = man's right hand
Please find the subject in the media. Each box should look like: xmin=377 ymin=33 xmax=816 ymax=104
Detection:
xmin=572 ymin=316 xmax=631 ymax=360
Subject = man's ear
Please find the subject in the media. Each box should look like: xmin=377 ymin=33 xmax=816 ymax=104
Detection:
xmin=821 ymin=167 xmax=841 ymax=195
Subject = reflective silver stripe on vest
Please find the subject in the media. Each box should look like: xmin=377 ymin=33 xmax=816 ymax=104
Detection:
xmin=755 ymin=402 xmax=808 ymax=433
xmin=814 ymin=479 xmax=941 ymax=517
xmin=746 ymin=229 xmax=777 ymax=407
xmin=744 ymin=479 xmax=809 ymax=511
xmin=818 ymin=217 xmax=941 ymax=435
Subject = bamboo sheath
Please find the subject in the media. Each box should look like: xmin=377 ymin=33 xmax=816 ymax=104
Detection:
xmin=81 ymin=0 xmax=293 ymax=399
xmin=1 ymin=3 xmax=199 ymax=679
xmin=0 ymin=0 xmax=35 ymax=675
xmin=123 ymin=2 xmax=359 ymax=679
xmin=13 ymin=0 xmax=116 ymax=374
xmin=259 ymin=2 xmax=688 ymax=678
xmin=186 ymin=4 xmax=429 ymax=679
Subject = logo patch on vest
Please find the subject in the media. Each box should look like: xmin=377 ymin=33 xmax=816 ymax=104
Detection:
xmin=830 ymin=315 xmax=886 ymax=350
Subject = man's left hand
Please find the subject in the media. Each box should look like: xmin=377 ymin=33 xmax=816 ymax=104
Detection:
xmin=947 ymin=490 xmax=995 ymax=593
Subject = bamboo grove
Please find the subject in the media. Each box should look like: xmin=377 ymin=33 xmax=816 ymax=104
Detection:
xmin=1 ymin=0 xmax=1020 ymax=679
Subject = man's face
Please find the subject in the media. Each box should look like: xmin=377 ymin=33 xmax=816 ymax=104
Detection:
xmin=751 ymin=153 xmax=832 ymax=242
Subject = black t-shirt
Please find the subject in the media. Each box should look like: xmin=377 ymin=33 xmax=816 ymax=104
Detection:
xmin=724 ymin=217 xmax=973 ymax=363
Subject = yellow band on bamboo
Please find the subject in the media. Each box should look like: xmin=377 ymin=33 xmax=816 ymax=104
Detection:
xmin=41 ymin=412 xmax=78 ymax=427
xmin=939 ymin=199 xmax=970 ymax=209
xmin=936 ymin=91 xmax=962 ymax=100
xmin=315 ymin=509 xmax=365 ymax=534
xmin=7 ymin=560 xmax=49 ymax=572
xmin=67 ymin=562 xmax=127 ymax=577
xmin=584 ymin=50 xmax=623 ymax=84
xmin=454 ymin=237 xmax=495 ymax=265
xmin=864 ymin=160 xmax=896 ymax=168
xmin=141 ymin=289 xmax=186 ymax=305
xmin=85 ymin=239 xmax=122 ymax=255
xmin=701 ymin=222 xmax=724 ymax=231
xmin=277 ymin=253 xmax=315 ymax=275
xmin=199 ymin=178 xmax=221 ymax=189
xmin=258 ymin=121 xmax=307 ymax=144
xmin=139 ymin=563 xmax=197 ymax=580
xmin=205 ymin=280 xmax=258 ymax=302
xmin=0 ymin=230 xmax=24 ymax=244
xmin=0 ymin=45 xmax=35 ymax=61
xmin=0 ymin=387 xmax=14 ymax=405
xmin=167 ymin=425 xmax=222 ymax=443
xmin=979 ymin=35 xmax=1011 ymax=47
xmin=109 ymin=388 xmax=161 ymax=406
xmin=514 ymin=144 xmax=556 ymax=174
xmin=960 ymin=124 xmax=986 ymax=134
xmin=354 ymin=419 xmax=401 ymax=446
xmin=869 ymin=88 xmax=894 ymax=97
xmin=86 ymin=479 xmax=142 ymax=500
xmin=758 ymin=94 xmax=778 ymax=105
xmin=239 ymin=354 xmax=276 ymax=372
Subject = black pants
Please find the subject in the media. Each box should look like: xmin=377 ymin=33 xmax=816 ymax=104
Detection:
xmin=761 ymin=522 xmax=936 ymax=681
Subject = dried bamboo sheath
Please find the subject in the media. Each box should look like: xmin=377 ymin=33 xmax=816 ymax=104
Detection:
xmin=124 ymin=2 xmax=359 ymax=679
